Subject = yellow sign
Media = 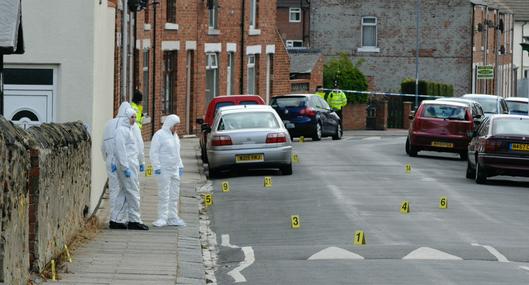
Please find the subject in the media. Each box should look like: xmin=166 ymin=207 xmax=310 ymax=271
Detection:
xmin=405 ymin=164 xmax=412 ymax=174
xmin=354 ymin=230 xmax=366 ymax=245
xmin=299 ymin=136 xmax=305 ymax=143
xmin=401 ymin=200 xmax=410 ymax=213
xmin=264 ymin=176 xmax=272 ymax=188
xmin=291 ymin=215 xmax=301 ymax=229
xmin=204 ymin=194 xmax=213 ymax=207
xmin=64 ymin=245 xmax=72 ymax=263
xmin=221 ymin=181 xmax=230 ymax=192
xmin=51 ymin=259 xmax=57 ymax=281
xmin=439 ymin=196 xmax=448 ymax=209
xmin=292 ymin=154 xmax=300 ymax=164
xmin=145 ymin=165 xmax=153 ymax=177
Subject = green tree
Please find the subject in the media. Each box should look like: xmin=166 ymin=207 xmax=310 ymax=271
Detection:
xmin=323 ymin=53 xmax=369 ymax=104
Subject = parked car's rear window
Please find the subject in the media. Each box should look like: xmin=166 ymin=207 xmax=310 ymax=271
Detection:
xmin=492 ymin=118 xmax=529 ymax=136
xmin=215 ymin=102 xmax=235 ymax=110
xmin=218 ymin=112 xmax=280 ymax=131
xmin=506 ymin=101 xmax=528 ymax=114
xmin=271 ymin=97 xmax=306 ymax=108
xmin=469 ymin=97 xmax=497 ymax=114
xmin=240 ymin=101 xmax=259 ymax=105
xmin=421 ymin=105 xmax=467 ymax=120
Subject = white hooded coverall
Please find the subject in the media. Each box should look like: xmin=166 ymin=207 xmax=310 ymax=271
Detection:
xmin=101 ymin=102 xmax=145 ymax=224
xmin=114 ymin=107 xmax=144 ymax=223
xmin=150 ymin=115 xmax=184 ymax=225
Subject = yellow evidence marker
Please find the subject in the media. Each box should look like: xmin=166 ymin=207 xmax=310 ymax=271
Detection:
xmin=145 ymin=165 xmax=153 ymax=177
xmin=354 ymin=230 xmax=366 ymax=245
xmin=204 ymin=194 xmax=213 ymax=207
xmin=405 ymin=163 xmax=412 ymax=174
xmin=51 ymin=259 xmax=57 ymax=281
xmin=400 ymin=200 xmax=410 ymax=214
xmin=292 ymin=153 xmax=300 ymax=164
xmin=299 ymin=136 xmax=305 ymax=143
xmin=439 ymin=196 xmax=448 ymax=209
xmin=264 ymin=176 xmax=273 ymax=188
xmin=291 ymin=215 xmax=301 ymax=229
xmin=221 ymin=181 xmax=230 ymax=192
xmin=64 ymin=245 xmax=72 ymax=263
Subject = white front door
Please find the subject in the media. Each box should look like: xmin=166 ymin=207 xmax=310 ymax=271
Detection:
xmin=4 ymin=86 xmax=54 ymax=129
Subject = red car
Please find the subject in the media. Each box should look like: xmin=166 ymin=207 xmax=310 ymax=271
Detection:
xmin=466 ymin=115 xmax=529 ymax=184
xmin=406 ymin=100 xmax=480 ymax=160
xmin=196 ymin=95 xmax=266 ymax=162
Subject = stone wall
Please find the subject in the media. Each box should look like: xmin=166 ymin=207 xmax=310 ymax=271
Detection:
xmin=0 ymin=116 xmax=91 ymax=284
xmin=0 ymin=117 xmax=32 ymax=285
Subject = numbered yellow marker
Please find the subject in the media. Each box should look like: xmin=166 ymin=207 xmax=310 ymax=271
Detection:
xmin=64 ymin=245 xmax=72 ymax=263
xmin=400 ymin=200 xmax=410 ymax=214
xmin=299 ymin=136 xmax=305 ymax=143
xmin=221 ymin=181 xmax=230 ymax=192
xmin=405 ymin=163 xmax=412 ymax=174
xmin=439 ymin=196 xmax=448 ymax=209
xmin=145 ymin=165 xmax=153 ymax=177
xmin=51 ymin=259 xmax=57 ymax=281
xmin=204 ymin=194 xmax=213 ymax=207
xmin=292 ymin=154 xmax=300 ymax=164
xmin=264 ymin=176 xmax=273 ymax=188
xmin=354 ymin=230 xmax=366 ymax=245
xmin=291 ymin=215 xmax=301 ymax=229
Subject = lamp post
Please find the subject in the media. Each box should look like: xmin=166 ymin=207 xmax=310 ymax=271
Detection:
xmin=522 ymin=41 xmax=529 ymax=115
xmin=415 ymin=0 xmax=420 ymax=109
xmin=151 ymin=0 xmax=159 ymax=137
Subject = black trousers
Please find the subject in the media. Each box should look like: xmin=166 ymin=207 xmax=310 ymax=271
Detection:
xmin=335 ymin=109 xmax=343 ymax=127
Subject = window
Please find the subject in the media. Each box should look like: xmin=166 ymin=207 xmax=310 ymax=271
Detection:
xmin=250 ymin=0 xmax=259 ymax=29
xmin=289 ymin=8 xmax=301 ymax=22
xmin=247 ymin=54 xmax=259 ymax=95
xmin=206 ymin=53 xmax=219 ymax=103
xmin=362 ymin=17 xmax=377 ymax=47
xmin=286 ymin=40 xmax=303 ymax=48
xmin=208 ymin=1 xmax=218 ymax=29
xmin=144 ymin=5 xmax=150 ymax=24
xmin=227 ymin=52 xmax=234 ymax=95
xmin=143 ymin=49 xmax=150 ymax=115
xmin=167 ymin=0 xmax=176 ymax=23
xmin=218 ymin=112 xmax=279 ymax=131
xmin=163 ymin=51 xmax=177 ymax=114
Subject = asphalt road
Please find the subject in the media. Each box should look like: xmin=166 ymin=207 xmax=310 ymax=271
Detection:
xmin=207 ymin=134 xmax=529 ymax=284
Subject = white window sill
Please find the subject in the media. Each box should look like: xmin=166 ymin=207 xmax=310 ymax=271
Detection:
xmin=357 ymin=47 xmax=380 ymax=53
xmin=165 ymin=23 xmax=179 ymax=30
xmin=249 ymin=28 xmax=261 ymax=36
xmin=144 ymin=24 xmax=151 ymax=31
xmin=208 ymin=28 xmax=221 ymax=35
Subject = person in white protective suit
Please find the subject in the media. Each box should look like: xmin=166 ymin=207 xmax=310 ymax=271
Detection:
xmin=150 ymin=114 xmax=186 ymax=227
xmin=114 ymin=107 xmax=149 ymax=230
xmin=101 ymin=102 xmax=146 ymax=229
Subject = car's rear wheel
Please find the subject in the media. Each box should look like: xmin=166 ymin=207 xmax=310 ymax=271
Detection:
xmin=281 ymin=163 xmax=293 ymax=175
xmin=332 ymin=124 xmax=342 ymax=140
xmin=406 ymin=137 xmax=417 ymax=157
xmin=312 ymin=122 xmax=322 ymax=141
xmin=475 ymin=160 xmax=487 ymax=184
xmin=466 ymin=159 xmax=475 ymax=179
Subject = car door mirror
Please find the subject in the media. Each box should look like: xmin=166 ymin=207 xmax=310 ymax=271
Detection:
xmin=196 ymin=118 xmax=204 ymax=125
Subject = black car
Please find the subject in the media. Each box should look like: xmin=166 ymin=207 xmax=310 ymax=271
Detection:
xmin=270 ymin=94 xmax=342 ymax=141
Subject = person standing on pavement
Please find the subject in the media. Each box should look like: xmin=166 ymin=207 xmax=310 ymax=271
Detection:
xmin=114 ymin=107 xmax=149 ymax=230
xmin=315 ymin=86 xmax=326 ymax=100
xmin=131 ymin=90 xmax=144 ymax=129
xmin=327 ymin=89 xmax=348 ymax=127
xmin=150 ymin=114 xmax=186 ymax=227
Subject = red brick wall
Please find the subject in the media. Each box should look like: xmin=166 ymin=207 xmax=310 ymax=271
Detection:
xmin=277 ymin=7 xmax=303 ymax=41
xmin=273 ymin=30 xmax=292 ymax=97
xmin=309 ymin=54 xmax=324 ymax=92
xmin=402 ymin=102 xmax=412 ymax=130
xmin=342 ymin=104 xmax=367 ymax=130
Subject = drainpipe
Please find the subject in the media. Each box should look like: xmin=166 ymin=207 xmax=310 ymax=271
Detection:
xmin=471 ymin=6 xmax=475 ymax=93
xmin=121 ymin=0 xmax=129 ymax=102
xmin=495 ymin=12 xmax=500 ymax=97
xmin=240 ymin=0 xmax=246 ymax=94
xmin=523 ymin=22 xmax=527 ymax=79
xmin=151 ymin=1 xmax=159 ymax=137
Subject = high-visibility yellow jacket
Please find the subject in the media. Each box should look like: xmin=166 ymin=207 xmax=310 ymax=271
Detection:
xmin=327 ymin=90 xmax=347 ymax=110
xmin=315 ymin=91 xmax=326 ymax=100
xmin=131 ymin=102 xmax=143 ymax=129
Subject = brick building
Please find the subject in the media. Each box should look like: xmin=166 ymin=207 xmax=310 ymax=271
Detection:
xmin=119 ymin=0 xmax=291 ymax=138
xmin=310 ymin=0 xmax=514 ymax=97
xmin=277 ymin=0 xmax=311 ymax=48
xmin=289 ymin=49 xmax=324 ymax=93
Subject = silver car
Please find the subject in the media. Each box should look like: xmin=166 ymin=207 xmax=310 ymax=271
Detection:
xmin=206 ymin=105 xmax=293 ymax=177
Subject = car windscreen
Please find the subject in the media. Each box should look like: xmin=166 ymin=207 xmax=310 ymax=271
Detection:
xmin=492 ymin=118 xmax=529 ymax=136
xmin=270 ymin=97 xmax=306 ymax=108
xmin=470 ymin=97 xmax=497 ymax=113
xmin=506 ymin=101 xmax=528 ymax=114
xmin=215 ymin=102 xmax=235 ymax=110
xmin=421 ymin=104 xmax=467 ymax=120
xmin=217 ymin=112 xmax=280 ymax=131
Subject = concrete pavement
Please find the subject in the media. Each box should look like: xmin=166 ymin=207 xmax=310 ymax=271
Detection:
xmin=54 ymin=138 xmax=207 ymax=285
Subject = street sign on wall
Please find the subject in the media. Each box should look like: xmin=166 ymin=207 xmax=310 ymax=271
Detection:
xmin=477 ymin=65 xmax=494 ymax=80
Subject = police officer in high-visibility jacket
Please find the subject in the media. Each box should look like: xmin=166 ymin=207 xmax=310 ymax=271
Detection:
xmin=315 ymin=86 xmax=326 ymax=100
xmin=131 ymin=90 xmax=144 ymax=129
xmin=326 ymin=89 xmax=347 ymax=126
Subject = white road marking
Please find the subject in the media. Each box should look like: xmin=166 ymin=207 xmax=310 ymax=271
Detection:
xmin=362 ymin=136 xmax=382 ymax=141
xmin=402 ymin=247 xmax=463 ymax=260
xmin=221 ymin=234 xmax=240 ymax=248
xmin=471 ymin=243 xmax=509 ymax=263
xmin=308 ymin=247 xmax=364 ymax=260
xmin=228 ymin=246 xmax=255 ymax=283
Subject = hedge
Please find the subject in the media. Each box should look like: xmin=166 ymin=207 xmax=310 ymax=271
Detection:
xmin=401 ymin=78 xmax=454 ymax=97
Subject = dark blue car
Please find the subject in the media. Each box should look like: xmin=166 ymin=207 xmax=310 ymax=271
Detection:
xmin=270 ymin=94 xmax=342 ymax=141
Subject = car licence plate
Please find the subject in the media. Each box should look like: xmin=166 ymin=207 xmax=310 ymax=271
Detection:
xmin=235 ymin=154 xmax=264 ymax=163
xmin=431 ymin=141 xmax=454 ymax=148
xmin=510 ymin=143 xmax=529 ymax=151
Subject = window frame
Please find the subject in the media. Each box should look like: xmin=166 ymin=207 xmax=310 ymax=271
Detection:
xmin=250 ymin=0 xmax=259 ymax=29
xmin=208 ymin=2 xmax=218 ymax=29
xmin=227 ymin=52 xmax=234 ymax=95
xmin=361 ymin=16 xmax=378 ymax=48
xmin=247 ymin=54 xmax=258 ymax=95
xmin=163 ymin=51 xmax=177 ymax=114
xmin=286 ymin=40 xmax=303 ymax=48
xmin=166 ymin=0 xmax=176 ymax=23
xmin=142 ymin=49 xmax=150 ymax=115
xmin=289 ymin=7 xmax=301 ymax=23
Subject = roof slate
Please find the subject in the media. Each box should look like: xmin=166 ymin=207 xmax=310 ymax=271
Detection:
xmin=288 ymin=49 xmax=322 ymax=74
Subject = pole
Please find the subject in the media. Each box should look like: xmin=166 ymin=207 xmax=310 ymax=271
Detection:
xmin=0 ymin=54 xmax=4 ymax=116
xmin=151 ymin=1 xmax=158 ymax=137
xmin=240 ymin=0 xmax=246 ymax=94
xmin=414 ymin=0 xmax=420 ymax=108
xmin=523 ymin=22 xmax=527 ymax=80
xmin=121 ymin=0 xmax=129 ymax=102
